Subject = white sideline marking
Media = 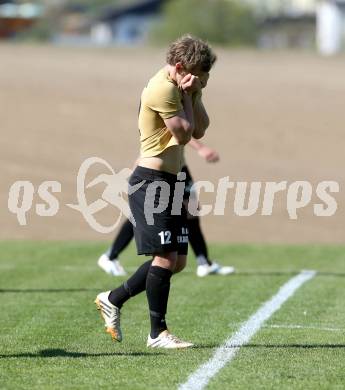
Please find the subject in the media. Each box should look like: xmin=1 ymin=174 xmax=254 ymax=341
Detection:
xmin=179 ymin=270 xmax=316 ymax=390
xmin=227 ymin=323 xmax=344 ymax=333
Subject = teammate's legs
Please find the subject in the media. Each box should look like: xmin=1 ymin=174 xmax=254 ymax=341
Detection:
xmin=189 ymin=212 xmax=235 ymax=277
xmin=183 ymin=166 xmax=212 ymax=267
xmin=108 ymin=219 xmax=134 ymax=260
xmin=187 ymin=216 xmax=212 ymax=266
xmin=184 ymin=183 xmax=235 ymax=277
xmin=98 ymin=219 xmax=133 ymax=276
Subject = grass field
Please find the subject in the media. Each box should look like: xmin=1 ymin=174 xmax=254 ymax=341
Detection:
xmin=0 ymin=241 xmax=345 ymax=389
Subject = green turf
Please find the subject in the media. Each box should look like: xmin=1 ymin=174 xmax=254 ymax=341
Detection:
xmin=0 ymin=242 xmax=344 ymax=389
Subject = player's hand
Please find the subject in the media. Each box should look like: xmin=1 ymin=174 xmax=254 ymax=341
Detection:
xmin=199 ymin=72 xmax=209 ymax=89
xmin=180 ymin=73 xmax=202 ymax=95
xmin=198 ymin=145 xmax=220 ymax=163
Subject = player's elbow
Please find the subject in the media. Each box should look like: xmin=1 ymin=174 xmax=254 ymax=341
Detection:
xmin=204 ymin=116 xmax=210 ymax=130
xmin=192 ymin=128 xmax=206 ymax=139
xmin=170 ymin=122 xmax=194 ymax=145
xmin=175 ymin=129 xmax=193 ymax=145
xmin=165 ymin=115 xmax=194 ymax=144
xmin=193 ymin=121 xmax=208 ymax=139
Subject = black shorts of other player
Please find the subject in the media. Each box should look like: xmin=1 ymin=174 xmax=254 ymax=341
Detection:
xmin=128 ymin=166 xmax=188 ymax=256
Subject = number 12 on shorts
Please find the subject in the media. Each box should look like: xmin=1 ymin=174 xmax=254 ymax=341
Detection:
xmin=158 ymin=230 xmax=171 ymax=244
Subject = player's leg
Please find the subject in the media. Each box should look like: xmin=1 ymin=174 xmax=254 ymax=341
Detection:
xmin=174 ymin=253 xmax=187 ymax=274
xmin=95 ymin=249 xmax=187 ymax=343
xmin=95 ymin=258 xmax=152 ymax=341
xmin=95 ymin=167 xmax=149 ymax=342
xmin=146 ymin=252 xmax=192 ymax=348
xmin=146 ymin=251 xmax=176 ymax=339
xmin=146 ymin=202 xmax=192 ymax=349
xmin=95 ymin=166 xmax=191 ymax=347
xmin=98 ymin=219 xmax=133 ymax=276
xmin=99 ymin=246 xmax=186 ymax=310
xmin=95 ymin=251 xmax=188 ymax=345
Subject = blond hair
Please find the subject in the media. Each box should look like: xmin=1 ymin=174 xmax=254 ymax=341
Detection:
xmin=166 ymin=35 xmax=217 ymax=72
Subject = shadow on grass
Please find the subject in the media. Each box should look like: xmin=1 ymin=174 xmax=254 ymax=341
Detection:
xmin=193 ymin=343 xmax=345 ymax=349
xmin=2 ymin=345 xmax=343 ymax=359
xmin=0 ymin=348 xmax=164 ymax=359
xmin=0 ymin=288 xmax=102 ymax=293
xmin=1 ymin=271 xmax=345 ymax=293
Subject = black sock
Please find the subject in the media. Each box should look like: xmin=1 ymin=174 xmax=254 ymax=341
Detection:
xmin=107 ymin=219 xmax=134 ymax=260
xmin=108 ymin=259 xmax=152 ymax=308
xmin=187 ymin=217 xmax=212 ymax=265
xmin=146 ymin=266 xmax=172 ymax=339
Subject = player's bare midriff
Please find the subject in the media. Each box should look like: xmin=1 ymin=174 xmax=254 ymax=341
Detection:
xmin=138 ymin=144 xmax=184 ymax=175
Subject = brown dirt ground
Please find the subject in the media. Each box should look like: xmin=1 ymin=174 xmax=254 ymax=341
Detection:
xmin=1 ymin=44 xmax=344 ymax=243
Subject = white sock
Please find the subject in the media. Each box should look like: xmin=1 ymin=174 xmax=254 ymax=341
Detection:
xmin=196 ymin=255 xmax=209 ymax=266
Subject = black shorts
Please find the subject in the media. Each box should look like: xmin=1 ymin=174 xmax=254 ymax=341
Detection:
xmin=128 ymin=166 xmax=188 ymax=256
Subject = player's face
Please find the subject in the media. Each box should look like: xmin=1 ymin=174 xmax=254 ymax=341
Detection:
xmin=175 ymin=63 xmax=210 ymax=88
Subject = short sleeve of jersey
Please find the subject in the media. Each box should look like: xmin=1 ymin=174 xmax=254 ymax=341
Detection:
xmin=145 ymin=81 xmax=183 ymax=120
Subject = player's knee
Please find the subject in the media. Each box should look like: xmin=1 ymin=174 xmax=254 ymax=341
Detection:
xmin=153 ymin=252 xmax=178 ymax=271
xmin=173 ymin=255 xmax=187 ymax=274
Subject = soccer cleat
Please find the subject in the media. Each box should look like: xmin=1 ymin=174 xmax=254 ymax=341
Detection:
xmin=147 ymin=330 xmax=193 ymax=349
xmin=97 ymin=254 xmax=127 ymax=276
xmin=94 ymin=291 xmax=122 ymax=342
xmin=196 ymin=262 xmax=235 ymax=277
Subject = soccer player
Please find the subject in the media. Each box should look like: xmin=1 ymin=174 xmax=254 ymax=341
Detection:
xmin=98 ymin=139 xmax=235 ymax=277
xmin=95 ymin=35 xmax=216 ymax=348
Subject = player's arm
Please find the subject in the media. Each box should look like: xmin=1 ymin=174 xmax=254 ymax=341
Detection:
xmin=188 ymin=138 xmax=220 ymax=163
xmin=165 ymin=73 xmax=208 ymax=144
xmin=147 ymin=76 xmax=195 ymax=145
xmin=163 ymin=92 xmax=195 ymax=145
xmin=192 ymin=93 xmax=209 ymax=139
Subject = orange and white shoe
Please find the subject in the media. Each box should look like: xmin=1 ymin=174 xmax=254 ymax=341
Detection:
xmin=94 ymin=291 xmax=122 ymax=342
xmin=147 ymin=330 xmax=193 ymax=349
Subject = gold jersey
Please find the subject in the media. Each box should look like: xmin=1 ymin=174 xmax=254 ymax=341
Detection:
xmin=138 ymin=67 xmax=185 ymax=174
xmin=138 ymin=67 xmax=183 ymax=157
